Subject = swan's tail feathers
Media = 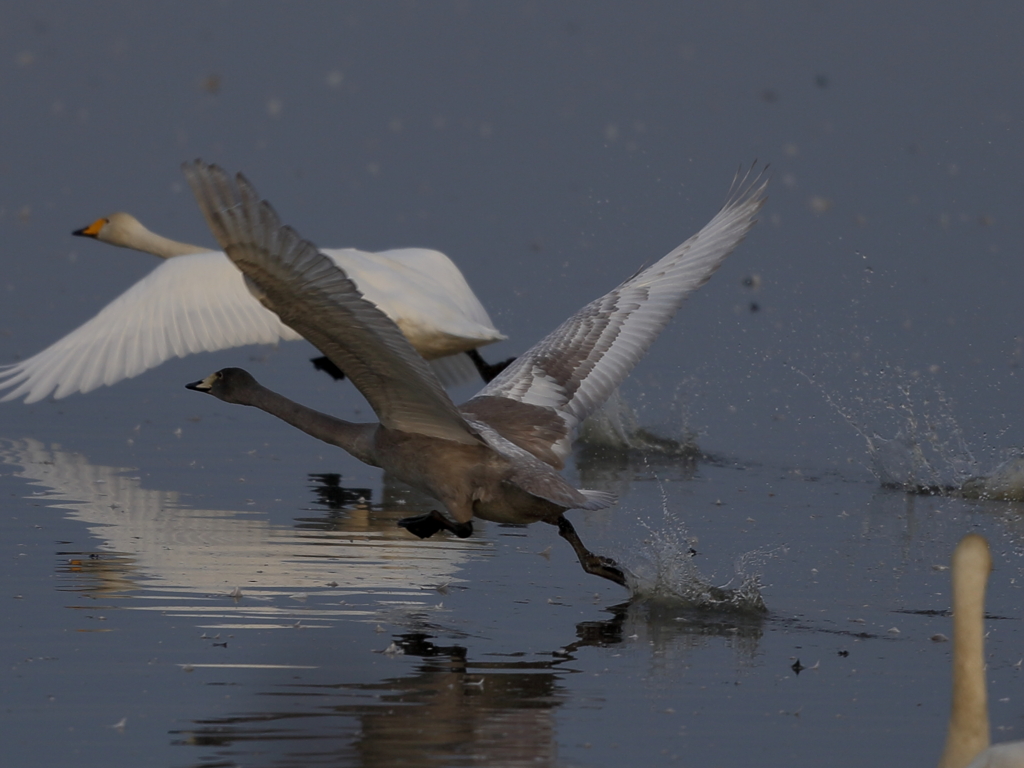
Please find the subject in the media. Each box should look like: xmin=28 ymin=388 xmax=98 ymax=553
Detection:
xmin=578 ymin=488 xmax=617 ymax=511
xmin=427 ymin=353 xmax=479 ymax=388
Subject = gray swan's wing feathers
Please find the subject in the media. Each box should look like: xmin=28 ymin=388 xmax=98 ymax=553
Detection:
xmin=472 ymin=166 xmax=768 ymax=463
xmin=183 ymin=160 xmax=479 ymax=446
xmin=466 ymin=417 xmax=615 ymax=511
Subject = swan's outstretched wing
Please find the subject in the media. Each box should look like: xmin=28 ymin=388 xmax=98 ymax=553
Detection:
xmin=0 ymin=248 xmax=483 ymax=402
xmin=183 ymin=160 xmax=480 ymax=446
xmin=0 ymin=253 xmax=300 ymax=403
xmin=470 ymin=166 xmax=768 ymax=463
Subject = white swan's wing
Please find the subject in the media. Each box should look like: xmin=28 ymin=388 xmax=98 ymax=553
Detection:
xmin=183 ymin=160 xmax=479 ymax=446
xmin=470 ymin=166 xmax=768 ymax=463
xmin=0 ymin=253 xmax=299 ymax=403
xmin=379 ymin=247 xmax=501 ymax=331
xmin=321 ymin=248 xmax=496 ymax=386
xmin=322 ymin=247 xmax=505 ymax=358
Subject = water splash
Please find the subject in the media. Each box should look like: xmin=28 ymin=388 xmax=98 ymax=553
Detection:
xmin=618 ymin=465 xmax=768 ymax=613
xmin=960 ymin=454 xmax=1024 ymax=501
xmin=577 ymin=388 xmax=698 ymax=456
xmin=794 ymin=365 xmax=980 ymax=492
xmin=796 ymin=364 xmax=1024 ymax=502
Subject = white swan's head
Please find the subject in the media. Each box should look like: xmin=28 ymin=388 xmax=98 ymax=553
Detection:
xmin=73 ymin=212 xmax=210 ymax=258
xmin=74 ymin=212 xmax=148 ymax=246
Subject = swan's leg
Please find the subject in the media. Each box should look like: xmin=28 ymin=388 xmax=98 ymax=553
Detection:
xmin=555 ymin=516 xmax=628 ymax=588
xmin=399 ymin=510 xmax=473 ymax=539
xmin=310 ymin=356 xmax=346 ymax=381
xmin=465 ymin=349 xmax=517 ymax=384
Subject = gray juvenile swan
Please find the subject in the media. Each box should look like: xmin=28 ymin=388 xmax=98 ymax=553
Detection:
xmin=183 ymin=160 xmax=767 ymax=587
xmin=939 ymin=534 xmax=1024 ymax=768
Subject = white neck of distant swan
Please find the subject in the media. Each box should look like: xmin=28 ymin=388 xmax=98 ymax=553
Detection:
xmin=130 ymin=229 xmax=211 ymax=258
xmin=939 ymin=540 xmax=991 ymax=768
xmin=101 ymin=219 xmax=211 ymax=259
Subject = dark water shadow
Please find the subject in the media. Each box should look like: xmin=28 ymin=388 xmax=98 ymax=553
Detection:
xmin=171 ymin=601 xmax=764 ymax=767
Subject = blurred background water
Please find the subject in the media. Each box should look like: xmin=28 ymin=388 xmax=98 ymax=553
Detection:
xmin=1 ymin=3 xmax=1023 ymax=767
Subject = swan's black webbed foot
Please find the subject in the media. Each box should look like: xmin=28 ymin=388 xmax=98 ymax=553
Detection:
xmin=398 ymin=511 xmax=445 ymax=538
xmin=399 ymin=510 xmax=473 ymax=539
xmin=466 ymin=349 xmax=517 ymax=383
xmin=311 ymin=355 xmax=346 ymax=381
xmin=556 ymin=515 xmax=628 ymax=588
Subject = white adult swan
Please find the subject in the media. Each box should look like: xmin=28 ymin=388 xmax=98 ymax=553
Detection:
xmin=183 ymin=160 xmax=767 ymax=587
xmin=0 ymin=213 xmax=508 ymax=402
xmin=939 ymin=534 xmax=1024 ymax=768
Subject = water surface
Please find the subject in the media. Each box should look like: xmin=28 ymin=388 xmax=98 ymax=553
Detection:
xmin=2 ymin=3 xmax=1023 ymax=766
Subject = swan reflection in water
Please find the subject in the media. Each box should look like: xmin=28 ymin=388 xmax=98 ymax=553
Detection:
xmin=0 ymin=437 xmax=488 ymax=628
xmin=2 ymin=431 xmax=759 ymax=618
xmin=1 ymin=435 xmax=771 ymax=764
xmin=172 ymin=602 xmax=763 ymax=767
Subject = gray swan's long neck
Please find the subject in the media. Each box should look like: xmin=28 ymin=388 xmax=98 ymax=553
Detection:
xmin=242 ymin=384 xmax=379 ymax=466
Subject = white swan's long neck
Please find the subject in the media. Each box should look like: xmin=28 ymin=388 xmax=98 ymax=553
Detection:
xmin=125 ymin=228 xmax=211 ymax=259
xmin=939 ymin=535 xmax=991 ymax=768
xmin=242 ymin=383 xmax=380 ymax=467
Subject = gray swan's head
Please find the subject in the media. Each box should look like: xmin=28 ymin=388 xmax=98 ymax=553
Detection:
xmin=186 ymin=368 xmax=260 ymax=404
